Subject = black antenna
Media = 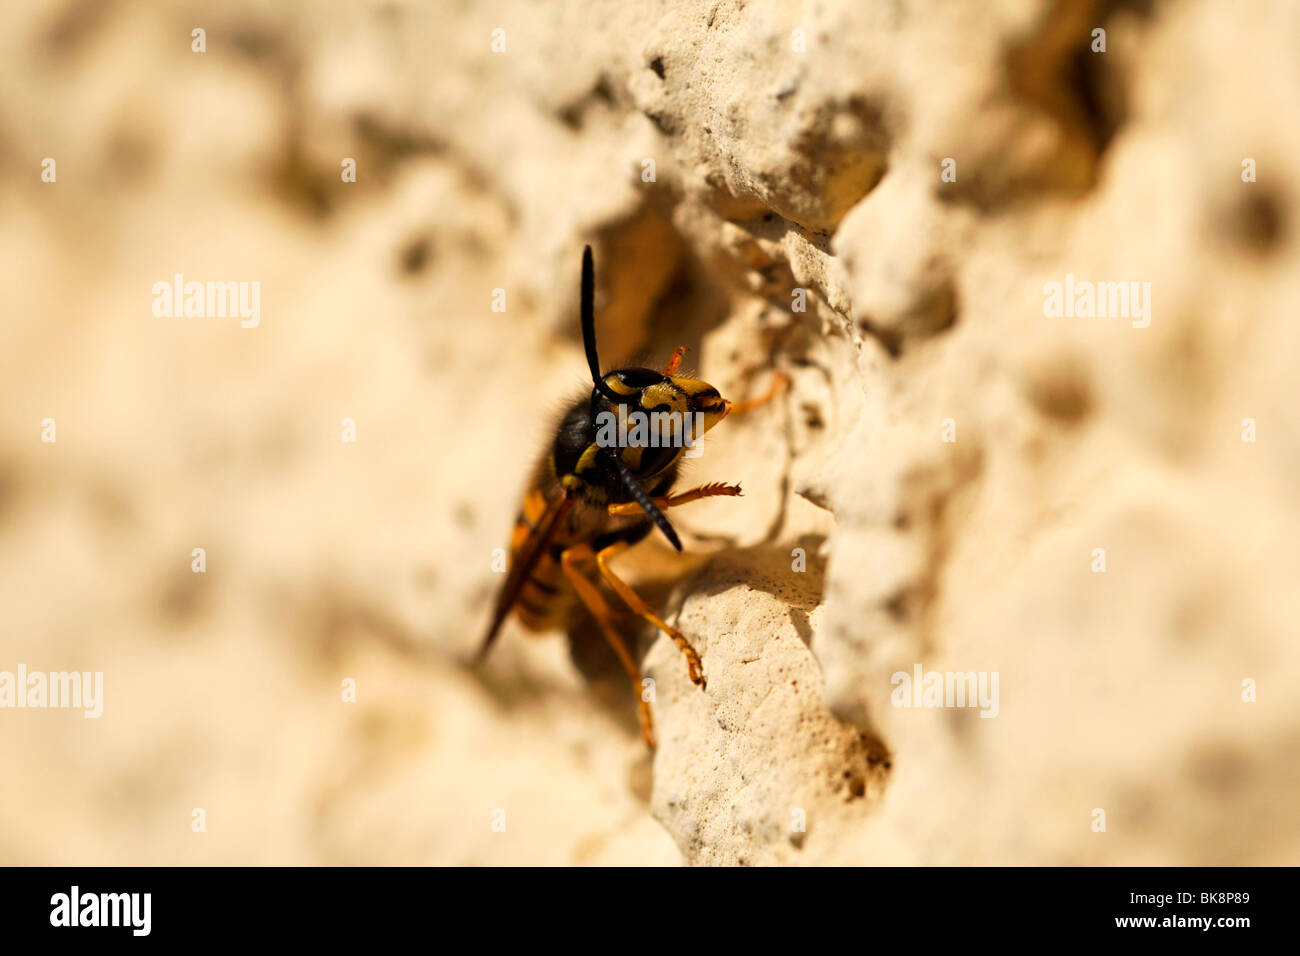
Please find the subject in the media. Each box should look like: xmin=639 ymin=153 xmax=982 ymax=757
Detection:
xmin=583 ymin=245 xmax=682 ymax=551
xmin=602 ymin=448 xmax=683 ymax=552
xmin=581 ymin=246 xmax=625 ymax=404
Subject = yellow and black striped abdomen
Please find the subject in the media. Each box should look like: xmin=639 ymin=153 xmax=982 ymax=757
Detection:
xmin=509 ymin=487 xmax=578 ymax=631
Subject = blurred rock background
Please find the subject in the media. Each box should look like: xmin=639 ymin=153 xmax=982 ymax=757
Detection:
xmin=0 ymin=0 xmax=1296 ymax=865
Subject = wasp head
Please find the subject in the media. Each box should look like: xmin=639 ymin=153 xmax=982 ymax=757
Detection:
xmin=577 ymin=245 xmax=730 ymax=551
xmin=592 ymin=367 xmax=728 ymax=474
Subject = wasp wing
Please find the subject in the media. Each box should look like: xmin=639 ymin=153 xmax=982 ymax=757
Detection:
xmin=476 ymin=490 xmax=575 ymax=661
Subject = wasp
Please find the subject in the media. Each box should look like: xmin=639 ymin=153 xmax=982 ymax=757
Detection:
xmin=477 ymin=246 xmax=785 ymax=747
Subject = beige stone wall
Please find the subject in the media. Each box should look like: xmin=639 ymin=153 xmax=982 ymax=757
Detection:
xmin=1 ymin=0 xmax=1296 ymax=865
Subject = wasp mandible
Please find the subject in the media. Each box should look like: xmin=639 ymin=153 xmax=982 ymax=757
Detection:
xmin=478 ymin=246 xmax=785 ymax=747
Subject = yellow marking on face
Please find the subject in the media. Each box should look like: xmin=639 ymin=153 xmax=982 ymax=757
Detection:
xmin=668 ymin=376 xmax=716 ymax=396
xmin=640 ymin=383 xmax=686 ymax=412
xmin=604 ymin=375 xmax=638 ymax=396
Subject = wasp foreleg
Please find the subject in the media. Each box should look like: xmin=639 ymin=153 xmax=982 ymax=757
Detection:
xmin=726 ymin=370 xmax=789 ymax=414
xmin=606 ymin=482 xmax=742 ymax=518
xmin=662 ymin=346 xmax=688 ymax=375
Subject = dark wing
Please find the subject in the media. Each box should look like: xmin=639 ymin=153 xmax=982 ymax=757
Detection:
xmin=475 ymin=490 xmax=576 ymax=662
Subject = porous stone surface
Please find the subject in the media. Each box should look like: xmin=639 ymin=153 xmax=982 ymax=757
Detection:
xmin=2 ymin=0 xmax=1297 ymax=864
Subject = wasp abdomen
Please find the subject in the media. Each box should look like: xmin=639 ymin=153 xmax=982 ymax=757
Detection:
xmin=508 ymin=489 xmax=577 ymax=630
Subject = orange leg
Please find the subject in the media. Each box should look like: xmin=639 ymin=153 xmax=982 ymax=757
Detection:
xmin=560 ymin=543 xmax=656 ymax=747
xmin=727 ymin=370 xmax=789 ymax=414
xmin=662 ymin=346 xmax=688 ymax=375
xmin=607 ymin=482 xmax=742 ymax=518
xmin=596 ymin=540 xmax=706 ymax=689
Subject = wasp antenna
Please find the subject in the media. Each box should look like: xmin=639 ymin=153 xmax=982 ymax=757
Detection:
xmin=602 ymin=448 xmax=683 ymax=551
xmin=581 ymin=245 xmax=625 ymax=403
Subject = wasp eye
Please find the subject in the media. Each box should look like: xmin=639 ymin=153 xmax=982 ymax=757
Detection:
xmin=614 ymin=367 xmax=665 ymax=388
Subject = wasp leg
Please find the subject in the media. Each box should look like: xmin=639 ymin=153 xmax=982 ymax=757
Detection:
xmin=662 ymin=346 xmax=688 ymax=375
xmin=607 ymin=482 xmax=742 ymax=518
xmin=560 ymin=543 xmax=656 ymax=748
xmin=726 ymin=370 xmax=789 ymax=415
xmin=596 ymin=540 xmax=706 ymax=690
